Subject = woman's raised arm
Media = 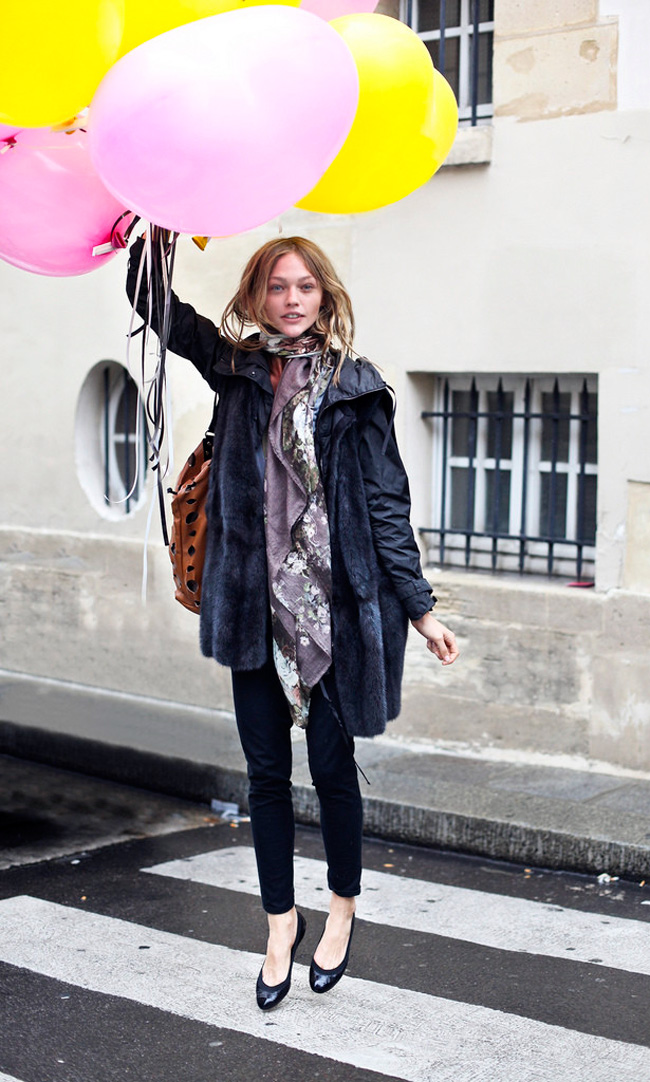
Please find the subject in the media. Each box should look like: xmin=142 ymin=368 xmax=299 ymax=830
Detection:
xmin=125 ymin=235 xmax=227 ymax=389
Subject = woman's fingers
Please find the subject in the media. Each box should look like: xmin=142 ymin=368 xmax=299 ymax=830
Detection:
xmin=443 ymin=630 xmax=459 ymax=664
xmin=427 ymin=628 xmax=459 ymax=665
xmin=410 ymin=613 xmax=459 ymax=665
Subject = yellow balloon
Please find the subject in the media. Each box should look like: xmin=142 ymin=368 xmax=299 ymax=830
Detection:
xmin=297 ymin=14 xmax=458 ymax=215
xmin=0 ymin=0 xmax=125 ymax=128
xmin=119 ymin=0 xmax=299 ymax=56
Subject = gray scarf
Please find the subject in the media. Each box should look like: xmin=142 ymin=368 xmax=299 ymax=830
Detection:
xmin=263 ymin=340 xmax=334 ymax=727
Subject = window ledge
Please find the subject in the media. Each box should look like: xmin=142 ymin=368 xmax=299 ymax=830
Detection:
xmin=440 ymin=124 xmax=493 ymax=168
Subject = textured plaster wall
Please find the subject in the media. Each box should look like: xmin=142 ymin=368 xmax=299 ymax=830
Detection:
xmin=494 ymin=2 xmax=618 ymax=121
xmin=601 ymin=1 xmax=650 ymax=110
xmin=2 ymin=533 xmax=650 ymax=771
xmin=396 ymin=569 xmax=650 ymax=772
xmin=346 ymin=106 xmax=650 ymax=594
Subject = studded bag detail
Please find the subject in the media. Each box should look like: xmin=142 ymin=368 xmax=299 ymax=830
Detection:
xmin=168 ymin=398 xmax=217 ymax=613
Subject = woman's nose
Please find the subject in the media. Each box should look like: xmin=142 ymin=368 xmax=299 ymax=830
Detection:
xmin=286 ymin=285 xmax=299 ymax=305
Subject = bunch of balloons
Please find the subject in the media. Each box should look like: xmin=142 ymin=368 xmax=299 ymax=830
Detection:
xmin=0 ymin=0 xmax=458 ymax=276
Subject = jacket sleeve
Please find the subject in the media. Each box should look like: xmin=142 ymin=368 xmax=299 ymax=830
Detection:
xmin=125 ymin=235 xmax=229 ymax=390
xmin=358 ymin=394 xmax=436 ymax=621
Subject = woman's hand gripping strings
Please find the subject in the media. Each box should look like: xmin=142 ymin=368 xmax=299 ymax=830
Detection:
xmin=410 ymin=612 xmax=460 ymax=666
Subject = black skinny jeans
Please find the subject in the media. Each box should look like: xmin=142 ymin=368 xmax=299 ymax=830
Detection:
xmin=231 ymin=652 xmax=363 ymax=914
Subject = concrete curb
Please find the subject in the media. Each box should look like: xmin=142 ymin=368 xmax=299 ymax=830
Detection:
xmin=2 ymin=721 xmax=649 ymax=881
xmin=291 ymin=786 xmax=650 ymax=880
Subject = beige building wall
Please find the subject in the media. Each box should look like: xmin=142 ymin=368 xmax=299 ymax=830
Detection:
xmin=2 ymin=0 xmax=650 ymax=772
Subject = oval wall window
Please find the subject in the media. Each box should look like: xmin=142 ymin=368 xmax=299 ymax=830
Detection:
xmin=76 ymin=361 xmax=148 ymax=519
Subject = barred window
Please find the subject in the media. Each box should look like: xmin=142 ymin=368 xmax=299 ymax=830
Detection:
xmin=402 ymin=0 xmax=494 ymax=124
xmin=420 ymin=375 xmax=598 ymax=580
xmin=102 ymin=364 xmax=147 ymax=512
xmin=75 ymin=361 xmax=148 ymax=519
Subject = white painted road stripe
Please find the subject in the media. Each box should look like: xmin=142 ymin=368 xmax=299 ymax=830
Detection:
xmin=0 ymin=1074 xmax=25 ymax=1082
xmin=145 ymin=847 xmax=650 ymax=976
xmin=0 ymin=895 xmax=647 ymax=1082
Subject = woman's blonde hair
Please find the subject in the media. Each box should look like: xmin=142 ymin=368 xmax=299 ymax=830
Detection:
xmin=220 ymin=236 xmax=355 ymax=381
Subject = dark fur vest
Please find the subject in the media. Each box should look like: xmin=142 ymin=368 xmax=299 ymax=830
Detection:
xmin=199 ymin=368 xmax=408 ymax=738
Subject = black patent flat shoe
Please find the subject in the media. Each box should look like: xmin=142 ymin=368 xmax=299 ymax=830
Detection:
xmin=309 ymin=914 xmax=355 ymax=994
xmin=256 ymin=911 xmax=306 ymax=1011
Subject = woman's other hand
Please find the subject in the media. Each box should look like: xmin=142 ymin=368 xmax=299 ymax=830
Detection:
xmin=410 ymin=612 xmax=459 ymax=665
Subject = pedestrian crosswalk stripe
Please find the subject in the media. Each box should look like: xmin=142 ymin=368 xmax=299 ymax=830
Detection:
xmin=0 ymin=895 xmax=647 ymax=1082
xmin=145 ymin=847 xmax=650 ymax=977
xmin=0 ymin=1073 xmax=24 ymax=1082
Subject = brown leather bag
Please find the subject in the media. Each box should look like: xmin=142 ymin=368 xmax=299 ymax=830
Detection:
xmin=168 ymin=401 xmax=217 ymax=613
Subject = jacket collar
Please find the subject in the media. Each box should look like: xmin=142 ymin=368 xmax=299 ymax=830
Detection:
xmin=213 ymin=335 xmax=273 ymax=393
xmin=213 ymin=340 xmax=387 ymax=404
xmin=323 ymin=353 xmax=387 ymax=407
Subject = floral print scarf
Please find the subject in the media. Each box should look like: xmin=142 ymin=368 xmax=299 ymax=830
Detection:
xmin=263 ymin=334 xmax=334 ymax=728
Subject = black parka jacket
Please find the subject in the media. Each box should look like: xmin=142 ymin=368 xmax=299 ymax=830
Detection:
xmin=127 ymin=240 xmax=434 ymax=737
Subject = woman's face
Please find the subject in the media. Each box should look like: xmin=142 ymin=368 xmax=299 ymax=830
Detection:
xmin=264 ymin=252 xmax=323 ymax=338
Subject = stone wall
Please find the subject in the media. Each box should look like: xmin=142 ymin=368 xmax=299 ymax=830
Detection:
xmin=2 ymin=528 xmax=649 ymax=772
xmin=395 ymin=568 xmax=650 ymax=772
xmin=495 ymin=1 xmax=618 ymax=121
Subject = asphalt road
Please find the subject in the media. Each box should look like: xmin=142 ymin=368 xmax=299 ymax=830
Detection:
xmin=1 ymin=755 xmax=649 ymax=1082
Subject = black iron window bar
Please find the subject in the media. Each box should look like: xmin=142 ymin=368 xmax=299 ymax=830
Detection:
xmin=420 ymin=378 xmax=597 ymax=580
xmin=406 ymin=0 xmax=493 ymax=126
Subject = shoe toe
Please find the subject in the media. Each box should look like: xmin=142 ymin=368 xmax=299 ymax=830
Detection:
xmin=309 ymin=915 xmax=355 ymax=994
xmin=255 ymin=911 xmax=306 ymax=1010
xmin=256 ymin=970 xmax=290 ymax=1010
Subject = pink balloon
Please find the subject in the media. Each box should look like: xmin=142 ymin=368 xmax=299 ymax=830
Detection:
xmin=0 ymin=123 xmax=19 ymax=142
xmin=0 ymin=127 xmax=131 ymax=276
xmin=89 ymin=6 xmax=359 ymax=237
xmin=301 ymin=0 xmax=377 ymax=19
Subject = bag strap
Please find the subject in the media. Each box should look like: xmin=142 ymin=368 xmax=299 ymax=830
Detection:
xmin=203 ymin=393 xmax=219 ymax=460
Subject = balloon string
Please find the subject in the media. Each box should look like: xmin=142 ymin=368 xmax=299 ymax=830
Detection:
xmin=104 ymin=214 xmax=146 ymax=509
xmin=144 ymin=227 xmax=176 ymax=489
xmin=116 ymin=236 xmax=149 ymax=509
xmin=122 ymin=224 xmax=179 ymax=598
xmin=144 ymin=227 xmax=178 ymax=536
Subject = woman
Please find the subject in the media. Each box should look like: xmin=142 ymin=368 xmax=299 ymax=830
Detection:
xmin=126 ymin=233 xmax=458 ymax=1010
